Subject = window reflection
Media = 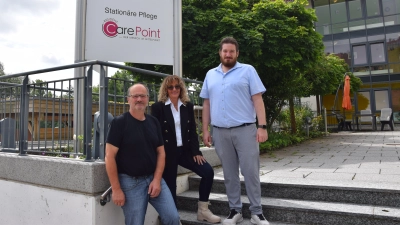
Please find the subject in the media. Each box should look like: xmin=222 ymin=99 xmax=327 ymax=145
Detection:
xmin=366 ymin=17 xmax=384 ymax=28
xmin=371 ymin=64 xmax=389 ymax=74
xmin=384 ymin=15 xmax=400 ymax=26
xmin=368 ymin=34 xmax=384 ymax=41
xmin=382 ymin=0 xmax=400 ymax=16
xmin=324 ymin=41 xmax=334 ymax=54
xmin=366 ymin=0 xmax=381 ymax=17
xmin=330 ymin=0 xmax=348 ymax=24
xmin=315 ymin=0 xmax=331 ymax=26
xmin=316 ymin=25 xmax=331 ymax=35
xmin=350 ymin=36 xmax=367 ymax=43
xmin=386 ymin=33 xmax=400 ymax=63
xmin=370 ymin=43 xmax=386 ymax=63
xmin=389 ymin=64 xmax=400 ymax=73
xmin=374 ymin=90 xmax=389 ymax=110
xmin=332 ymin=22 xmax=348 ymax=34
xmin=348 ymin=0 xmax=363 ymax=20
xmin=348 ymin=20 xmax=366 ymax=31
xmin=333 ymin=39 xmax=351 ymax=65
xmin=353 ymin=66 xmax=370 ymax=75
xmin=353 ymin=45 xmax=368 ymax=65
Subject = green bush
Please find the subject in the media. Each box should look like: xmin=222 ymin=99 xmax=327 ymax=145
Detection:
xmin=260 ymin=129 xmax=325 ymax=153
xmin=276 ymin=105 xmax=315 ymax=133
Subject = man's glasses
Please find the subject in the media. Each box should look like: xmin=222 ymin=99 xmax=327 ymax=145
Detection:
xmin=167 ymin=85 xmax=181 ymax=90
xmin=128 ymin=94 xmax=148 ymax=99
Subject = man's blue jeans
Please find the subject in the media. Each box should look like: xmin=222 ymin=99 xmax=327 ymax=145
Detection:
xmin=119 ymin=174 xmax=180 ymax=225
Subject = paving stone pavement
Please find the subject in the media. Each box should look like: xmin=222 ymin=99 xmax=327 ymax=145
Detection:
xmin=212 ymin=130 xmax=400 ymax=191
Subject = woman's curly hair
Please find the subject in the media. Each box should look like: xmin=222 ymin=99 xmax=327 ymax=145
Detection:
xmin=157 ymin=75 xmax=190 ymax=103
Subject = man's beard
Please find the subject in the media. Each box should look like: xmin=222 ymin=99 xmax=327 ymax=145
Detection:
xmin=220 ymin=57 xmax=237 ymax=68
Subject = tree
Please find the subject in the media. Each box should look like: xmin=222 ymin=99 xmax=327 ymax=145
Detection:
xmin=0 ymin=62 xmax=23 ymax=85
xmin=0 ymin=62 xmax=24 ymax=98
xmin=303 ymin=54 xmax=362 ymax=115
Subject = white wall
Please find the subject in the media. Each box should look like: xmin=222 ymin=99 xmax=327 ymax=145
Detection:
xmin=301 ymin=96 xmax=318 ymax=111
xmin=0 ymin=179 xmax=160 ymax=225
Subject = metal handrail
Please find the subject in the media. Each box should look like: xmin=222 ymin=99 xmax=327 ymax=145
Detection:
xmin=0 ymin=60 xmax=202 ymax=84
xmin=100 ymin=186 xmax=112 ymax=206
xmin=0 ymin=60 xmax=203 ymax=159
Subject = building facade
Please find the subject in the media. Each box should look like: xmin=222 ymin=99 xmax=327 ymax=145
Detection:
xmin=312 ymin=0 xmax=400 ymax=121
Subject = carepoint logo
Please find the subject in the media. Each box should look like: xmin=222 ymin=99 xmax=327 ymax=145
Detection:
xmin=101 ymin=18 xmax=161 ymax=40
xmin=102 ymin=18 xmax=118 ymax=38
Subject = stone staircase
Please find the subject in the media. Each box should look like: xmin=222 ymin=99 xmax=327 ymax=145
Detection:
xmin=176 ymin=175 xmax=400 ymax=225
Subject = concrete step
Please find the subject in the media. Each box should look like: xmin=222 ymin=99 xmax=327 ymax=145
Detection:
xmin=177 ymin=190 xmax=400 ymax=225
xmin=188 ymin=176 xmax=400 ymax=208
xmin=179 ymin=210 xmax=297 ymax=225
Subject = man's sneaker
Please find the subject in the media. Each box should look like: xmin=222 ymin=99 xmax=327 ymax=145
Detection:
xmin=222 ymin=209 xmax=243 ymax=225
xmin=250 ymin=214 xmax=270 ymax=225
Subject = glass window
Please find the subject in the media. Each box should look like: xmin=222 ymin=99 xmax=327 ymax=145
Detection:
xmin=330 ymin=0 xmax=348 ymax=24
xmin=366 ymin=17 xmax=384 ymax=28
xmin=348 ymin=0 xmax=364 ymax=20
xmin=357 ymin=91 xmax=371 ymax=110
xmin=366 ymin=0 xmax=381 ymax=17
xmin=353 ymin=66 xmax=370 ymax=75
xmin=324 ymin=41 xmax=334 ymax=54
xmin=353 ymin=45 xmax=368 ymax=65
xmin=315 ymin=0 xmax=331 ymax=25
xmin=350 ymin=36 xmax=367 ymax=43
xmin=389 ymin=63 xmax=400 ymax=73
xmin=382 ymin=0 xmax=400 ymax=16
xmin=368 ymin=34 xmax=384 ymax=41
xmin=334 ymin=39 xmax=351 ymax=65
xmin=316 ymin=25 xmax=332 ymax=35
xmin=386 ymin=32 xmax=400 ymax=63
xmin=371 ymin=64 xmax=389 ymax=74
xmin=332 ymin=22 xmax=348 ymax=34
xmin=370 ymin=42 xmax=386 ymax=63
xmin=374 ymin=90 xmax=390 ymax=110
xmin=384 ymin=15 xmax=400 ymax=26
xmin=348 ymin=20 xmax=366 ymax=31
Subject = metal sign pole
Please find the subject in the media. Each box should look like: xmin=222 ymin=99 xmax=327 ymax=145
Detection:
xmin=173 ymin=0 xmax=182 ymax=77
xmin=73 ymin=0 xmax=87 ymax=157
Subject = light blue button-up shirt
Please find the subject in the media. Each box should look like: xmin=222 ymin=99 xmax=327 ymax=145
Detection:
xmin=200 ymin=62 xmax=266 ymax=128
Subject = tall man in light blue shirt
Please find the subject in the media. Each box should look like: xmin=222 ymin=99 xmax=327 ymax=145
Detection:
xmin=200 ymin=37 xmax=269 ymax=225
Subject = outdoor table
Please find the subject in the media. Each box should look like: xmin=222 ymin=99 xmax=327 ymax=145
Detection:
xmin=352 ymin=113 xmax=377 ymax=131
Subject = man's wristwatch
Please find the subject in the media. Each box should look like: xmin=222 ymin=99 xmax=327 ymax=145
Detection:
xmin=257 ymin=125 xmax=267 ymax=129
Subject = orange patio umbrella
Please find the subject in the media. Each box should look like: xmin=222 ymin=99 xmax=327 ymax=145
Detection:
xmin=342 ymin=75 xmax=352 ymax=110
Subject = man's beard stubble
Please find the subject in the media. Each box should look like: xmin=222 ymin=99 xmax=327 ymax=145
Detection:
xmin=220 ymin=57 xmax=237 ymax=69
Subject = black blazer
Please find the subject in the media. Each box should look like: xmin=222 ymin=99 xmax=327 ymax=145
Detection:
xmin=151 ymin=101 xmax=202 ymax=168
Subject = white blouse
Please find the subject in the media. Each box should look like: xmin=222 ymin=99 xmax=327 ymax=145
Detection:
xmin=165 ymin=98 xmax=185 ymax=147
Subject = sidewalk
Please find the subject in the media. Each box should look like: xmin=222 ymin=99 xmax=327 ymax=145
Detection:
xmin=213 ymin=130 xmax=400 ymax=191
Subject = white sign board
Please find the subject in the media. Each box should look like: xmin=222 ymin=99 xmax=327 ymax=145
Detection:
xmin=85 ymin=0 xmax=173 ymax=65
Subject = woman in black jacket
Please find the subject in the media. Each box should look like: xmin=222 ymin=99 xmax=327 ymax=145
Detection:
xmin=151 ymin=75 xmax=220 ymax=223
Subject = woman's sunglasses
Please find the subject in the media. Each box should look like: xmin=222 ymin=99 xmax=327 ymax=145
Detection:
xmin=167 ymin=85 xmax=181 ymax=90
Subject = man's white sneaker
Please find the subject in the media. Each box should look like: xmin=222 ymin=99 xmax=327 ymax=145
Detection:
xmin=222 ymin=209 xmax=243 ymax=225
xmin=250 ymin=214 xmax=270 ymax=225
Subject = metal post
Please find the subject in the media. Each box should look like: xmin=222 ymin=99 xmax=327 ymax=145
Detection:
xmin=74 ymin=0 xmax=87 ymax=157
xmin=324 ymin=108 xmax=328 ymax=136
xmin=84 ymin=66 xmax=93 ymax=162
xmin=18 ymin=76 xmax=29 ymax=155
xmin=173 ymin=0 xmax=182 ymax=76
xmin=98 ymin=65 xmax=108 ymax=161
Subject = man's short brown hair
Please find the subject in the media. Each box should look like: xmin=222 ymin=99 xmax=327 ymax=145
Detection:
xmin=219 ymin=37 xmax=239 ymax=52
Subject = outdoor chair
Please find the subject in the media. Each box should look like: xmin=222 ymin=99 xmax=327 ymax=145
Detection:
xmin=359 ymin=109 xmax=373 ymax=130
xmin=335 ymin=113 xmax=352 ymax=131
xmin=379 ymin=108 xmax=394 ymax=131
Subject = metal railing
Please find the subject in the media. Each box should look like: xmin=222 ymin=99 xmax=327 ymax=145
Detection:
xmin=0 ymin=60 xmax=203 ymax=161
